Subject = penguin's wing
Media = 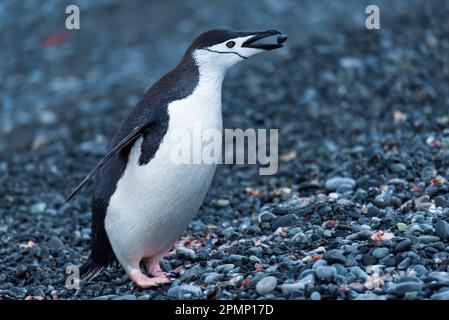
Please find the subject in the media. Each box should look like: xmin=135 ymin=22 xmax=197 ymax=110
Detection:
xmin=65 ymin=121 xmax=152 ymax=203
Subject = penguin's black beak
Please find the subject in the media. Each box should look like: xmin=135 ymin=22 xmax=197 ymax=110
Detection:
xmin=242 ymin=30 xmax=287 ymax=50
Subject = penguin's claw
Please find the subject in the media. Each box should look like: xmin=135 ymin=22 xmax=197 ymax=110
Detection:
xmin=129 ymin=269 xmax=171 ymax=288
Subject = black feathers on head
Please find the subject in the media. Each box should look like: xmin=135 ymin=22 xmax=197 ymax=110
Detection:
xmin=187 ymin=29 xmax=253 ymax=51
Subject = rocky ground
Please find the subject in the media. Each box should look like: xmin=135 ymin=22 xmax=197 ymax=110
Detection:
xmin=2 ymin=0 xmax=449 ymax=300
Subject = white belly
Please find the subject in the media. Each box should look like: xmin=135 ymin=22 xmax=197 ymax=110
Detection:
xmin=105 ymin=76 xmax=223 ymax=266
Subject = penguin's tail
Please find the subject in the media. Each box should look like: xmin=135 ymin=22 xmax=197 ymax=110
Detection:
xmin=79 ymin=257 xmax=105 ymax=282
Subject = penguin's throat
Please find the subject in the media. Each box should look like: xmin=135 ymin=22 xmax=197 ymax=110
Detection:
xmin=197 ymin=64 xmax=226 ymax=85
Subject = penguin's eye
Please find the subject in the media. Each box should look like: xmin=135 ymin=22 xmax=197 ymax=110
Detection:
xmin=226 ymin=41 xmax=235 ymax=48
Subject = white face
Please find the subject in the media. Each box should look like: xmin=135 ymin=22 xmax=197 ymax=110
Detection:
xmin=193 ymin=35 xmax=264 ymax=75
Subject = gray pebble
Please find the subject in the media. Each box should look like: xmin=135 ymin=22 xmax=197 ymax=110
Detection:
xmin=350 ymin=266 xmax=369 ymax=281
xmin=372 ymin=247 xmax=389 ymax=259
xmin=418 ymin=235 xmax=440 ymax=243
xmin=167 ymin=285 xmax=202 ymax=299
xmin=435 ymin=220 xmax=449 ymax=240
xmin=176 ymin=246 xmax=197 ymax=260
xmin=325 ymin=177 xmax=356 ymax=191
xmin=256 ymin=276 xmax=278 ymax=295
xmin=394 ymin=239 xmax=413 ymax=252
xmin=324 ymin=249 xmax=346 ymax=264
xmin=310 ymin=291 xmax=321 ymax=300
xmin=48 ymin=236 xmax=64 ymax=252
xmin=315 ymin=266 xmax=337 ymax=282
xmin=387 ymin=282 xmax=423 ymax=296
xmin=430 ymin=291 xmax=449 ymax=300
xmin=31 ymin=202 xmax=46 ymax=214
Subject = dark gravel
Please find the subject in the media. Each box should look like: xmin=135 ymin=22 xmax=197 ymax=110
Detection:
xmin=1 ymin=0 xmax=449 ymax=300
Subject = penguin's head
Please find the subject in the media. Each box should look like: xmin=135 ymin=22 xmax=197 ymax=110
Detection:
xmin=188 ymin=29 xmax=287 ymax=73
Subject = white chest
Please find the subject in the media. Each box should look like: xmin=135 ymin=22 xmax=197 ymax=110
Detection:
xmin=105 ymin=75 xmax=224 ymax=259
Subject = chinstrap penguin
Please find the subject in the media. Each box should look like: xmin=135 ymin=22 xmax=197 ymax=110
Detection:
xmin=66 ymin=29 xmax=287 ymax=287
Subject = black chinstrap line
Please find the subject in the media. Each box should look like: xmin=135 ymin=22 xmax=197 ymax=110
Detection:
xmin=205 ymin=48 xmax=247 ymax=59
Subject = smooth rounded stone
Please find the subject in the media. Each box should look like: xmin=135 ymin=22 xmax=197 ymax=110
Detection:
xmin=299 ymin=269 xmax=315 ymax=279
xmin=323 ymin=249 xmax=346 ymax=264
xmin=30 ymin=202 xmax=46 ymax=214
xmin=374 ymin=190 xmax=394 ymax=209
xmin=266 ymin=265 xmax=279 ymax=273
xmin=313 ymin=259 xmax=328 ymax=269
xmin=349 ymin=282 xmax=365 ymax=293
xmin=418 ymin=235 xmax=440 ymax=243
xmin=281 ymin=274 xmax=315 ymax=295
xmin=288 ymin=227 xmax=302 ymax=237
xmin=389 ymin=163 xmax=407 ymax=174
xmin=167 ymin=285 xmax=202 ymax=299
xmin=176 ymin=246 xmax=197 ymax=260
xmin=216 ymin=199 xmax=230 ymax=207
xmin=421 ymin=166 xmax=437 ymax=181
xmin=247 ymin=225 xmax=262 ymax=234
xmin=246 ymin=246 xmax=263 ymax=256
xmin=256 ymin=276 xmax=278 ymax=295
xmin=272 ymin=214 xmax=299 ymax=229
xmin=372 ymin=247 xmax=390 ymax=259
xmin=178 ymin=265 xmax=206 ymax=281
xmin=258 ymin=211 xmax=277 ymax=223
xmin=228 ymin=254 xmax=247 ymax=262
xmin=406 ymin=225 xmax=424 ymax=237
xmin=412 ymin=265 xmax=428 ymax=278
xmin=346 ymin=230 xmax=373 ymax=241
xmin=204 ymin=272 xmax=224 ymax=284
xmin=365 ymin=203 xmax=382 ymax=217
xmin=215 ymin=264 xmax=235 ymax=273
xmin=387 ymin=282 xmax=423 ymax=296
xmin=310 ymin=291 xmax=321 ymax=300
xmin=434 ymin=196 xmax=448 ymax=208
xmin=353 ymin=189 xmax=368 ymax=201
xmin=435 ymin=220 xmax=449 ymax=240
xmin=299 ymin=274 xmax=315 ymax=287
xmin=396 ymin=223 xmax=408 ymax=232
xmin=332 ymin=263 xmax=348 ymax=276
xmin=281 ymin=281 xmax=305 ymax=295
xmin=315 ymin=266 xmax=337 ymax=282
xmin=48 ymin=236 xmax=64 ymax=252
xmin=394 ymin=239 xmax=413 ymax=253
xmin=291 ymin=232 xmax=306 ymax=243
xmin=221 ymin=227 xmax=235 ymax=239
xmin=430 ymin=291 xmax=449 ymax=300
xmin=325 ymin=177 xmax=356 ymax=191
xmin=350 ymin=266 xmax=369 ymax=281
xmin=406 ymin=251 xmax=421 ymax=261
xmin=398 ymin=257 xmax=412 ymax=270
xmin=361 ymin=254 xmax=377 ymax=266
xmin=375 ymin=239 xmax=393 ymax=248
xmin=427 ymin=272 xmax=449 ymax=283
xmin=388 ymin=178 xmax=408 ymax=185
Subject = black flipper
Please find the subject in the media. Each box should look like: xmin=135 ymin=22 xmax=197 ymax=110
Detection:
xmin=65 ymin=121 xmax=155 ymax=203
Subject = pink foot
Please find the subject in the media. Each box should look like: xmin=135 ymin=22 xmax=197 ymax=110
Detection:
xmin=129 ymin=269 xmax=171 ymax=288
xmin=144 ymin=258 xmax=166 ymax=277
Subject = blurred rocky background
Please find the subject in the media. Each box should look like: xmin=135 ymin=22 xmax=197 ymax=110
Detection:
xmin=2 ymin=0 xmax=449 ymax=300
